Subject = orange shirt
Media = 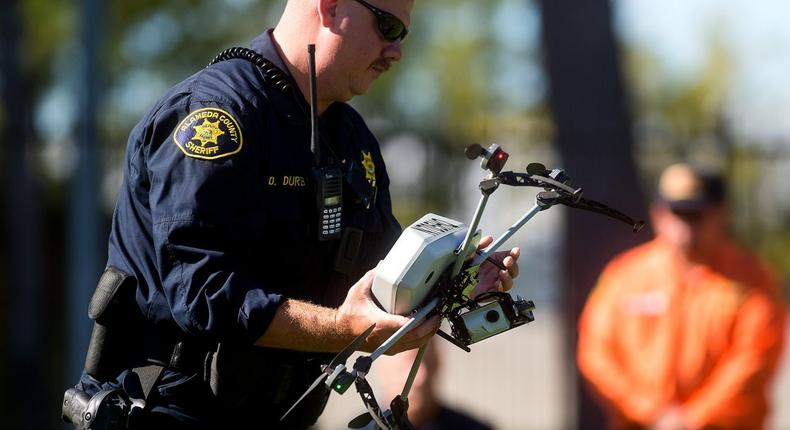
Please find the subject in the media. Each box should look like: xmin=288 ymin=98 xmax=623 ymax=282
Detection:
xmin=577 ymin=238 xmax=786 ymax=429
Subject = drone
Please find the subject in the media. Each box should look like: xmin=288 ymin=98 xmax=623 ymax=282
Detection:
xmin=281 ymin=141 xmax=645 ymax=429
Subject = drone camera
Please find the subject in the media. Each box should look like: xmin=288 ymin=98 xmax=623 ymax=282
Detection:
xmin=449 ymin=293 xmax=535 ymax=346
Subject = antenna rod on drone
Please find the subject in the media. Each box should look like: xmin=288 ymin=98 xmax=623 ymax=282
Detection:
xmin=308 ymin=44 xmax=320 ymax=164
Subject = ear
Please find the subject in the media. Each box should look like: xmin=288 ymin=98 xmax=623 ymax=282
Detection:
xmin=317 ymin=0 xmax=340 ymax=28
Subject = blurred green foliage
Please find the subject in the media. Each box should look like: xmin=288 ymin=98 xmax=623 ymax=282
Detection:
xmin=10 ymin=0 xmax=790 ymax=283
xmin=54 ymin=0 xmax=549 ymax=220
xmin=9 ymin=0 xmax=788 ymax=286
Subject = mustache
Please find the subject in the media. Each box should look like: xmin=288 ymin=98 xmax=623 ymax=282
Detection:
xmin=370 ymin=58 xmax=391 ymax=72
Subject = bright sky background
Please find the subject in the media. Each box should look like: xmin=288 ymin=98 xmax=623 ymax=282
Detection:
xmin=615 ymin=0 xmax=790 ymax=144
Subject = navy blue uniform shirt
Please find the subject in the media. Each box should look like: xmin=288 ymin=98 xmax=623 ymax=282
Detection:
xmin=80 ymin=30 xmax=400 ymax=426
xmin=107 ymin=30 xmax=399 ymax=344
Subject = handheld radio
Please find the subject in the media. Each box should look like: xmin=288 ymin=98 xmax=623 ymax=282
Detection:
xmin=308 ymin=44 xmax=343 ymax=240
xmin=315 ymin=167 xmax=343 ymax=239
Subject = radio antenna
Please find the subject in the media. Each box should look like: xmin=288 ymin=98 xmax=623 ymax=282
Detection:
xmin=308 ymin=44 xmax=320 ymax=165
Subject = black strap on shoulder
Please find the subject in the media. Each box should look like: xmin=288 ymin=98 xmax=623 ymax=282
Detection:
xmin=209 ymin=46 xmax=295 ymax=94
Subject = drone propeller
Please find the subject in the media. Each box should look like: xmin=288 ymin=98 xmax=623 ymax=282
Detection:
xmin=281 ymin=324 xmax=377 ymax=421
xmin=348 ymin=412 xmax=374 ymax=429
xmin=497 ymin=170 xmax=581 ymax=198
xmin=539 ymin=191 xmax=645 ymax=232
xmin=494 ymin=167 xmax=644 ymax=231
xmin=525 ymin=162 xmax=547 ymax=175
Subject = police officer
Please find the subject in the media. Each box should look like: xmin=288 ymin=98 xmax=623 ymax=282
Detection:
xmin=70 ymin=0 xmax=520 ymax=428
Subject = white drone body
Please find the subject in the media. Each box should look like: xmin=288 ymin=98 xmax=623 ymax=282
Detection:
xmin=372 ymin=213 xmax=480 ymax=315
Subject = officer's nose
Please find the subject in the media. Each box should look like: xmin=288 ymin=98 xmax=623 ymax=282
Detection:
xmin=382 ymin=40 xmax=402 ymax=63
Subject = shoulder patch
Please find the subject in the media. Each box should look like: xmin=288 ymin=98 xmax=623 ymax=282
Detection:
xmin=173 ymin=107 xmax=243 ymax=160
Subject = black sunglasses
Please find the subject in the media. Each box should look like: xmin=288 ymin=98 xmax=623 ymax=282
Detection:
xmin=351 ymin=0 xmax=409 ymax=42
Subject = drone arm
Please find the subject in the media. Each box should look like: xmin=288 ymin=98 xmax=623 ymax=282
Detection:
xmin=451 ymin=175 xmax=501 ymax=278
xmin=368 ymin=298 xmax=440 ymax=362
xmin=451 ymin=194 xmax=489 ymax=278
xmin=473 ymin=204 xmax=542 ymax=265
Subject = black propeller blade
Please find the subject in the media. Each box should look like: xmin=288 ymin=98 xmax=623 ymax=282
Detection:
xmin=280 ymin=368 xmax=330 ymax=421
xmin=329 ymin=323 xmax=376 ymax=369
xmin=348 ymin=412 xmax=374 ymax=429
xmin=280 ymin=324 xmax=376 ymax=421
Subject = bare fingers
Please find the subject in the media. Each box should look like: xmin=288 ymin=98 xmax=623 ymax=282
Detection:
xmin=384 ymin=315 xmax=440 ymax=355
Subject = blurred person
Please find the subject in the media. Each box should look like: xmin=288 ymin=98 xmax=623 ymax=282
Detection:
xmin=375 ymin=340 xmax=493 ymax=430
xmin=64 ymin=0 xmax=520 ymax=429
xmin=577 ymin=163 xmax=786 ymax=430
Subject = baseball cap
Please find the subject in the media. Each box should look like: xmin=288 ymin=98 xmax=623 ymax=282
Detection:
xmin=657 ymin=163 xmax=725 ymax=212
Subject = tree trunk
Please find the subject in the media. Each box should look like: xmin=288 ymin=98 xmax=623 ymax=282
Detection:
xmin=66 ymin=0 xmax=104 ymax=385
xmin=537 ymin=0 xmax=649 ymax=428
